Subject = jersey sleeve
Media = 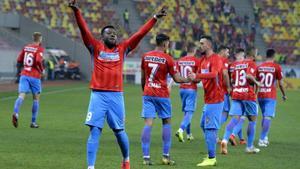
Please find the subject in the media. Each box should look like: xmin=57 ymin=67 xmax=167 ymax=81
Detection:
xmin=276 ymin=64 xmax=283 ymax=80
xmin=36 ymin=48 xmax=45 ymax=73
xmin=74 ymin=9 xmax=98 ymax=54
xmin=247 ymin=62 xmax=257 ymax=76
xmin=123 ymin=18 xmax=157 ymax=54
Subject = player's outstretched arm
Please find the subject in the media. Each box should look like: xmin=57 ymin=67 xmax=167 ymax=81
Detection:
xmin=69 ymin=0 xmax=96 ymax=51
xmin=125 ymin=6 xmax=167 ymax=51
xmin=223 ymin=69 xmax=232 ymax=93
xmin=246 ymin=74 xmax=263 ymax=87
xmin=278 ymin=79 xmax=287 ymax=101
xmin=172 ymin=73 xmax=189 ymax=83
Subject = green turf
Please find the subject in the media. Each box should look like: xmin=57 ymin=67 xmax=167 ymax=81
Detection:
xmin=0 ymin=83 xmax=299 ymax=169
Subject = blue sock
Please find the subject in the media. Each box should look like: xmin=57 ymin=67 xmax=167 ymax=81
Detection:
xmin=205 ymin=129 xmax=218 ymax=158
xmin=31 ymin=100 xmax=39 ymax=123
xmin=223 ymin=117 xmax=239 ymax=141
xmin=141 ymin=125 xmax=152 ymax=158
xmin=232 ymin=117 xmax=245 ymax=139
xmin=247 ymin=121 xmax=257 ymax=148
xmin=221 ymin=112 xmax=228 ymax=125
xmin=162 ymin=124 xmax=171 ymax=156
xmin=186 ymin=123 xmax=191 ymax=135
xmin=87 ymin=127 xmax=102 ymax=166
xmin=180 ymin=111 xmax=193 ymax=131
xmin=260 ymin=117 xmax=271 ymax=140
xmin=114 ymin=130 xmax=130 ymax=161
xmin=13 ymin=97 xmax=24 ymax=114
xmin=237 ymin=130 xmax=243 ymax=140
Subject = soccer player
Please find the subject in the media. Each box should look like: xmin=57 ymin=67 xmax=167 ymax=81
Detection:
xmin=229 ymin=48 xmax=258 ymax=145
xmin=141 ymin=34 xmax=189 ymax=165
xmin=12 ymin=32 xmax=44 ymax=128
xmin=218 ymin=45 xmax=231 ymax=125
xmin=175 ymin=42 xmax=199 ymax=142
xmin=257 ymin=49 xmax=286 ymax=147
xmin=221 ymin=48 xmax=262 ymax=155
xmin=188 ymin=36 xmax=224 ymax=167
xmin=69 ymin=1 xmax=166 ymax=169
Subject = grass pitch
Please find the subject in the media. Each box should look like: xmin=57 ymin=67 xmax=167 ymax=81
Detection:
xmin=0 ymin=83 xmax=299 ymax=169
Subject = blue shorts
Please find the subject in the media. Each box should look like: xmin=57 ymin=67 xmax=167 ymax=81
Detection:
xmin=141 ymin=96 xmax=172 ymax=119
xmin=200 ymin=102 xmax=224 ymax=130
xmin=85 ymin=91 xmax=125 ymax=129
xmin=179 ymin=89 xmax=197 ymax=112
xmin=258 ymin=98 xmax=277 ymax=117
xmin=223 ymin=94 xmax=231 ymax=113
xmin=229 ymin=100 xmax=258 ymax=116
xmin=19 ymin=75 xmax=41 ymax=94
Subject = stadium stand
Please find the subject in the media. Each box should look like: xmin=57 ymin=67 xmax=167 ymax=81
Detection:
xmin=0 ymin=0 xmax=124 ymax=41
xmin=253 ymin=0 xmax=300 ymax=64
xmin=135 ymin=0 xmax=256 ymax=58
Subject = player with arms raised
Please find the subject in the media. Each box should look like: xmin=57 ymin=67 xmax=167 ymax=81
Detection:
xmin=12 ymin=32 xmax=44 ymax=129
xmin=257 ymin=49 xmax=286 ymax=147
xmin=221 ymin=48 xmax=262 ymax=155
xmin=175 ymin=42 xmax=200 ymax=142
xmin=69 ymin=1 xmax=166 ymax=169
xmin=188 ymin=36 xmax=224 ymax=167
xmin=141 ymin=34 xmax=189 ymax=165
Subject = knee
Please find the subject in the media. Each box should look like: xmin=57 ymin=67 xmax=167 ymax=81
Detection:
xmin=112 ymin=128 xmax=124 ymax=134
xmin=88 ymin=126 xmax=102 ymax=141
xmin=162 ymin=118 xmax=171 ymax=125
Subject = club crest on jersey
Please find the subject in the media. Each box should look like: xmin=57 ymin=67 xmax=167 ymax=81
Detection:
xmin=201 ymin=69 xmax=209 ymax=74
xmin=98 ymin=51 xmax=120 ymax=61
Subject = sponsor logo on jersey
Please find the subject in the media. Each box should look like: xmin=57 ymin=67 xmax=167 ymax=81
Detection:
xmin=24 ymin=47 xmax=38 ymax=52
xmin=235 ymin=64 xmax=248 ymax=70
xmin=144 ymin=56 xmax=166 ymax=64
xmin=258 ymin=67 xmax=276 ymax=72
xmin=233 ymin=87 xmax=249 ymax=92
xmin=201 ymin=69 xmax=209 ymax=74
xmin=98 ymin=51 xmax=120 ymax=61
xmin=178 ymin=61 xmax=195 ymax=66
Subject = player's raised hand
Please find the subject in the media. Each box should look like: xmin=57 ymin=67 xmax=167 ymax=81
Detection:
xmin=68 ymin=0 xmax=78 ymax=9
xmin=154 ymin=6 xmax=167 ymax=19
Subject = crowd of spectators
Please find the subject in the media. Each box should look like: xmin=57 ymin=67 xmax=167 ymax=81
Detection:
xmin=135 ymin=0 xmax=256 ymax=58
xmin=253 ymin=0 xmax=300 ymax=64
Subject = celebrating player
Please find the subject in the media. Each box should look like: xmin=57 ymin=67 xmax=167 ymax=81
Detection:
xmin=69 ymin=0 xmax=166 ymax=169
xmin=221 ymin=48 xmax=262 ymax=155
xmin=257 ymin=49 xmax=286 ymax=147
xmin=175 ymin=42 xmax=200 ymax=142
xmin=140 ymin=34 xmax=189 ymax=165
xmin=12 ymin=32 xmax=44 ymax=129
xmin=188 ymin=36 xmax=224 ymax=167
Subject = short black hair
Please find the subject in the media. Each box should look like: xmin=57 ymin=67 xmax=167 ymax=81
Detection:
xmin=186 ymin=42 xmax=196 ymax=53
xmin=266 ymin=48 xmax=276 ymax=58
xmin=101 ymin=25 xmax=116 ymax=35
xmin=200 ymin=35 xmax=214 ymax=49
xmin=218 ymin=45 xmax=229 ymax=52
xmin=156 ymin=33 xmax=170 ymax=46
xmin=200 ymin=35 xmax=213 ymax=43
xmin=235 ymin=48 xmax=245 ymax=53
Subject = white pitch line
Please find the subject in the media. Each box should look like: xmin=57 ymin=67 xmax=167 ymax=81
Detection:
xmin=1 ymin=86 xmax=87 ymax=101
